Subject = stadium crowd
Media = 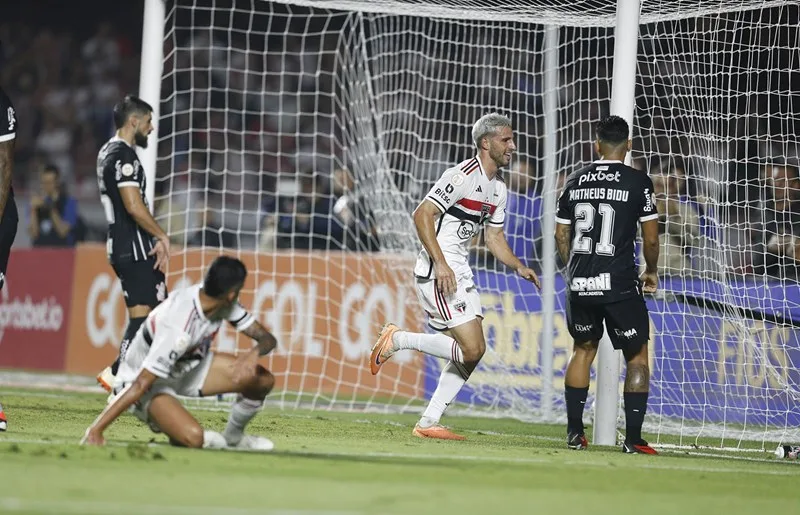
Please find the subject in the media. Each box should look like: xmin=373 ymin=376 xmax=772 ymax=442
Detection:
xmin=2 ymin=6 xmax=799 ymax=283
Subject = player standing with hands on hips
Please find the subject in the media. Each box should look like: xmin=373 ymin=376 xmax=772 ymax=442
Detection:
xmin=555 ymin=115 xmax=660 ymax=454
xmin=95 ymin=96 xmax=171 ymax=392
xmin=371 ymin=113 xmax=541 ymax=440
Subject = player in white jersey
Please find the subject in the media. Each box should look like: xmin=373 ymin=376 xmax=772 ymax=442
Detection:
xmin=81 ymin=256 xmax=278 ymax=451
xmin=370 ymin=113 xmax=541 ymax=440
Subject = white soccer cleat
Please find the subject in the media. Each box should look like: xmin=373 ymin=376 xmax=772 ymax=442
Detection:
xmin=233 ymin=434 xmax=275 ymax=452
xmin=202 ymin=430 xmax=229 ymax=450
xmin=0 ymin=404 xmax=7 ymax=432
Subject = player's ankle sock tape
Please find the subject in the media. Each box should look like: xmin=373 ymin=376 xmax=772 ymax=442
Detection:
xmin=624 ymin=391 xmax=648 ymax=442
xmin=565 ymin=385 xmax=589 ymax=432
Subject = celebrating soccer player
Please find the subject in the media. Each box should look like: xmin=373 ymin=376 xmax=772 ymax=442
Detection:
xmin=370 ymin=113 xmax=541 ymax=440
xmin=95 ymin=95 xmax=171 ymax=393
xmin=0 ymin=84 xmax=19 ymax=432
xmin=81 ymin=256 xmax=278 ymax=450
xmin=554 ymin=115 xmax=660 ymax=454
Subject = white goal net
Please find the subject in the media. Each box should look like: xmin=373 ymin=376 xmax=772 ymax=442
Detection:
xmin=154 ymin=0 xmax=800 ymax=448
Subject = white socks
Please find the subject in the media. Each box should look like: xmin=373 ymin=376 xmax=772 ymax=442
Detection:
xmin=202 ymin=430 xmax=228 ymax=449
xmin=418 ymin=361 xmax=470 ymax=428
xmin=223 ymin=395 xmax=264 ymax=446
xmin=393 ymin=331 xmax=464 ymax=363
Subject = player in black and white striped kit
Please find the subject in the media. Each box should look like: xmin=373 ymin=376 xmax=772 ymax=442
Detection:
xmin=0 ymin=84 xmax=20 ymax=432
xmin=95 ymin=95 xmax=171 ymax=392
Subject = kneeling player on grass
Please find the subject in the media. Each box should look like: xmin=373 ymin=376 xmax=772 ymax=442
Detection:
xmin=81 ymin=256 xmax=278 ymax=451
xmin=554 ymin=115 xmax=660 ymax=454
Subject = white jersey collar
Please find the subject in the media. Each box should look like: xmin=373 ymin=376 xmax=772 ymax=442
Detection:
xmin=110 ymin=135 xmax=134 ymax=149
xmin=593 ymin=159 xmax=623 ymax=164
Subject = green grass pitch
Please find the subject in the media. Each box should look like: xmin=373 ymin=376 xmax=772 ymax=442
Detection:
xmin=0 ymin=387 xmax=798 ymax=515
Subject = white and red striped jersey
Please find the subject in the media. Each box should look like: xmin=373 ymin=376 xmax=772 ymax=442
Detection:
xmin=116 ymin=284 xmax=256 ymax=384
xmin=414 ymin=156 xmax=507 ymax=279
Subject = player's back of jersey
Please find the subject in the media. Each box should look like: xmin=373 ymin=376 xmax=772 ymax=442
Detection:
xmin=556 ymin=160 xmax=657 ymax=304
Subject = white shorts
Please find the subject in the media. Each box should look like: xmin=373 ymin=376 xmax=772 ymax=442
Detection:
xmin=112 ymin=352 xmax=215 ymax=433
xmin=415 ymin=275 xmax=482 ymax=331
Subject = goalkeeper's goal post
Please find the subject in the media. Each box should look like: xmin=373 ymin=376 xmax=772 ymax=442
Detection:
xmin=138 ymin=0 xmax=800 ymax=450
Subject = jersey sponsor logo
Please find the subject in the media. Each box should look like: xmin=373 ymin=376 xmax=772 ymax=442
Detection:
xmin=570 ymin=273 xmax=611 ymax=294
xmin=156 ymin=281 xmax=167 ymax=302
xmin=614 ymin=327 xmax=638 ymax=339
xmin=121 ymin=163 xmax=134 ymax=177
xmin=6 ymin=107 xmax=15 ymax=131
xmin=578 ymin=170 xmax=621 ymax=186
xmin=433 ymin=182 xmax=455 ymax=204
xmin=644 ymin=188 xmax=655 ymax=212
xmin=456 ymin=221 xmax=476 ymax=240
xmin=476 ymin=185 xmax=482 ymax=192
xmin=573 ymin=323 xmax=595 ymax=333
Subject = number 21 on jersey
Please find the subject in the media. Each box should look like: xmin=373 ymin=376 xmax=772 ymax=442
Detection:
xmin=572 ymin=202 xmax=616 ymax=256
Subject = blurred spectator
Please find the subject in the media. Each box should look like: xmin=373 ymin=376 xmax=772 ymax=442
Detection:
xmin=276 ymin=175 xmax=338 ymax=251
xmin=189 ymin=204 xmax=237 ymax=249
xmin=503 ymin=161 xmax=540 ymax=265
xmin=28 ymin=164 xmax=81 ymax=247
xmin=331 ymin=167 xmax=378 ymax=252
xmin=760 ymin=164 xmax=800 ymax=280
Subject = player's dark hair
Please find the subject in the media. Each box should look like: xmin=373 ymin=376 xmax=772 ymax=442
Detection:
xmin=596 ymin=115 xmax=629 ymax=145
xmin=42 ymin=164 xmax=60 ymax=177
xmin=204 ymin=256 xmax=248 ymax=298
xmin=113 ymin=95 xmax=153 ymax=130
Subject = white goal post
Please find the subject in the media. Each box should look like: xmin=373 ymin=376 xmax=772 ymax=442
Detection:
xmin=139 ymin=0 xmax=800 ymax=450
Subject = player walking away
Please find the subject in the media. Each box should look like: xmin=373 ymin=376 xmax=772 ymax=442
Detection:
xmin=95 ymin=95 xmax=171 ymax=393
xmin=81 ymin=256 xmax=278 ymax=450
xmin=554 ymin=115 xmax=660 ymax=454
xmin=0 ymin=85 xmax=18 ymax=432
xmin=370 ymin=113 xmax=541 ymax=440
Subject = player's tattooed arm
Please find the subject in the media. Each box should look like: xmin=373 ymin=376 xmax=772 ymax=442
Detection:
xmin=0 ymin=139 xmax=14 ymax=221
xmin=555 ymin=223 xmax=571 ymax=266
xmin=242 ymin=321 xmax=277 ymax=356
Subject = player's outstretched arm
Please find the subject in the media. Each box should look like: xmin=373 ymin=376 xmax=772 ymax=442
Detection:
xmin=81 ymin=369 xmax=158 ymax=446
xmin=485 ymin=225 xmax=541 ymax=289
xmin=413 ymin=199 xmax=456 ymax=296
xmin=639 ymin=218 xmax=659 ymax=293
xmin=0 ymin=139 xmax=14 ymax=222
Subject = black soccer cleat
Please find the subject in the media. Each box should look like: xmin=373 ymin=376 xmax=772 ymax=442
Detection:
xmin=567 ymin=431 xmax=588 ymax=450
xmin=622 ymin=438 xmax=657 ymax=455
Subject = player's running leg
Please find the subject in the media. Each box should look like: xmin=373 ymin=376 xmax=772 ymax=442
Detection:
xmin=564 ymin=339 xmax=598 ymax=450
xmin=198 ymin=353 xmax=276 ymax=450
xmin=147 ymin=394 xmax=227 ymax=449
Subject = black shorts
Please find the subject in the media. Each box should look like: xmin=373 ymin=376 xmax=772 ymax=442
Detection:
xmin=0 ymin=199 xmax=18 ymax=290
xmin=111 ymin=258 xmax=167 ymax=308
xmin=566 ymin=295 xmax=650 ymax=355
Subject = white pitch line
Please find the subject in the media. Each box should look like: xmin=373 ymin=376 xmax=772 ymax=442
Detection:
xmin=1 ymin=437 xmax=797 ymax=477
xmin=0 ymin=498 xmax=358 ymax=515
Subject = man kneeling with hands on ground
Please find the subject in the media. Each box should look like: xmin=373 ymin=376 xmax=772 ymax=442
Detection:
xmin=81 ymin=255 xmax=278 ymax=451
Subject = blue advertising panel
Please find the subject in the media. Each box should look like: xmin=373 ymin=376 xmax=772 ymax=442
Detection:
xmin=424 ymin=272 xmax=800 ymax=427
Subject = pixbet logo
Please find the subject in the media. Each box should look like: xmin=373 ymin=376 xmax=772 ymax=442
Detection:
xmin=578 ymin=170 xmax=621 ymax=186
xmin=0 ymin=278 xmax=65 ymax=344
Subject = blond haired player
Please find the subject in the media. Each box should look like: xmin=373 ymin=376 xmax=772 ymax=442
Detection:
xmin=370 ymin=113 xmax=541 ymax=440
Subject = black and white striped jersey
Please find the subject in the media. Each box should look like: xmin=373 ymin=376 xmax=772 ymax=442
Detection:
xmin=96 ymin=136 xmax=154 ymax=264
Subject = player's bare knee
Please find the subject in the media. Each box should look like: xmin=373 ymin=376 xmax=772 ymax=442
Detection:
xmin=462 ymin=342 xmax=485 ymax=363
xmin=174 ymin=424 xmax=204 ymax=449
xmin=572 ymin=340 xmax=598 ymax=359
xmin=257 ymin=366 xmax=275 ymax=395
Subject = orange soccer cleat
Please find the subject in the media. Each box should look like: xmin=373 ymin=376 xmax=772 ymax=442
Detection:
xmin=369 ymin=323 xmax=400 ymax=375
xmin=0 ymin=403 xmax=7 ymax=432
xmin=412 ymin=423 xmax=466 ymax=441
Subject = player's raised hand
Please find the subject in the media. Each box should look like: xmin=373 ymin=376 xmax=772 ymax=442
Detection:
xmin=149 ymin=236 xmax=171 ymax=273
xmin=640 ymin=270 xmax=658 ymax=294
xmin=517 ymin=266 xmax=541 ymax=290
xmin=434 ymin=261 xmax=457 ymax=297
xmin=80 ymin=427 xmax=105 ymax=447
